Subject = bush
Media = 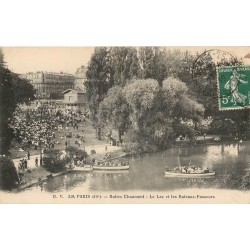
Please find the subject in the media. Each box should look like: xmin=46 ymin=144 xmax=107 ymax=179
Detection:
xmin=240 ymin=175 xmax=250 ymax=189
xmin=216 ymin=167 xmax=250 ymax=190
xmin=122 ymin=141 xmax=158 ymax=155
xmin=0 ymin=156 xmax=19 ymax=190
xmin=65 ymin=146 xmax=88 ymax=160
xmin=42 ymin=149 xmax=68 ymax=173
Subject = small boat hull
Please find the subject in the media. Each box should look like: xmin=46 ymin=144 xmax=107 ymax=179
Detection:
xmin=93 ymin=170 xmax=129 ymax=174
xmin=93 ymin=165 xmax=130 ymax=171
xmin=70 ymin=165 xmax=93 ymax=172
xmin=165 ymin=171 xmax=215 ymax=178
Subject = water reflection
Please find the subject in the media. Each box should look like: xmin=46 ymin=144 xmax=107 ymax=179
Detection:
xmin=44 ymin=173 xmax=87 ymax=192
xmin=26 ymin=141 xmax=250 ymax=192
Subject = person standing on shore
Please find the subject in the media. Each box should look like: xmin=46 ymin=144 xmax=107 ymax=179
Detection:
xmin=40 ymin=155 xmax=43 ymax=166
xmin=27 ymin=150 xmax=30 ymax=160
xmin=35 ymin=157 xmax=38 ymax=167
xmin=24 ymin=158 xmax=28 ymax=169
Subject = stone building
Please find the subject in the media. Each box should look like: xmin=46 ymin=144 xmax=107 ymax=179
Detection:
xmin=74 ymin=66 xmax=86 ymax=91
xmin=23 ymin=71 xmax=75 ymax=99
xmin=62 ymin=89 xmax=88 ymax=112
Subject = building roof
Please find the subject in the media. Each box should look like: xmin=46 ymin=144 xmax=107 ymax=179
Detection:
xmin=62 ymin=89 xmax=86 ymax=94
xmin=25 ymin=71 xmax=75 ymax=77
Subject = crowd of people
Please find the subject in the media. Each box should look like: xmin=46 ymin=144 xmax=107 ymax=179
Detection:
xmin=10 ymin=107 xmax=87 ymax=151
xmin=172 ymin=166 xmax=210 ymax=174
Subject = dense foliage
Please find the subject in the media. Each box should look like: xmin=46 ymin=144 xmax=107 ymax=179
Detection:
xmin=42 ymin=149 xmax=68 ymax=173
xmin=65 ymin=146 xmax=88 ymax=160
xmin=0 ymin=48 xmax=35 ymax=154
xmin=0 ymin=156 xmax=19 ymax=190
xmin=85 ymin=47 xmax=248 ymax=153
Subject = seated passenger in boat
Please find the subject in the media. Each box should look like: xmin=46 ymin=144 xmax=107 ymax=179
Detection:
xmin=204 ymin=167 xmax=209 ymax=173
xmin=195 ymin=167 xmax=203 ymax=173
xmin=174 ymin=167 xmax=179 ymax=172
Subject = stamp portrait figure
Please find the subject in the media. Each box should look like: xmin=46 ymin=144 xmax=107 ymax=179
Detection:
xmin=224 ymin=68 xmax=248 ymax=105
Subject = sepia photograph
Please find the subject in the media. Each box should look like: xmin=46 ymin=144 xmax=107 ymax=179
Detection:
xmin=2 ymin=2 xmax=250 ymax=250
xmin=1 ymin=46 xmax=250 ymax=203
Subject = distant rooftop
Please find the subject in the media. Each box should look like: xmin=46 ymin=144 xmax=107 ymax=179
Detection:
xmin=25 ymin=71 xmax=74 ymax=76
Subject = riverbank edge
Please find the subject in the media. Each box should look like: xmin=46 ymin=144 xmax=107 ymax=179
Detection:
xmin=122 ymin=139 xmax=249 ymax=157
xmin=12 ymin=139 xmax=248 ymax=192
xmin=12 ymin=170 xmax=69 ymax=192
xmin=13 ymin=150 xmax=128 ymax=192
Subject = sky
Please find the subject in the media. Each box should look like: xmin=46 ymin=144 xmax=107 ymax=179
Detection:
xmin=2 ymin=47 xmax=250 ymax=75
xmin=2 ymin=47 xmax=94 ymax=74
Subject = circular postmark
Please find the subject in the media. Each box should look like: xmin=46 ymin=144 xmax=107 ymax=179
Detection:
xmin=191 ymin=49 xmax=240 ymax=99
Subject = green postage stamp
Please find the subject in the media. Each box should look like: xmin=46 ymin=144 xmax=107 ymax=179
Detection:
xmin=217 ymin=65 xmax=250 ymax=110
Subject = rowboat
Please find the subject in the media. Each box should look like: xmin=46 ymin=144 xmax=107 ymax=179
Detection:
xmin=165 ymin=170 xmax=215 ymax=178
xmin=93 ymin=165 xmax=130 ymax=171
xmin=70 ymin=165 xmax=93 ymax=172
xmin=93 ymin=170 xmax=129 ymax=174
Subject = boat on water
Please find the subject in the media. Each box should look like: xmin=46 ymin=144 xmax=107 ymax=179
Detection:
xmin=70 ymin=165 xmax=93 ymax=172
xmin=93 ymin=165 xmax=130 ymax=171
xmin=93 ymin=170 xmax=129 ymax=174
xmin=165 ymin=171 xmax=215 ymax=178
xmin=165 ymin=166 xmax=215 ymax=178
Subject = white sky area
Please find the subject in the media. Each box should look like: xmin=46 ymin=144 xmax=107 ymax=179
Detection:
xmin=2 ymin=47 xmax=94 ymax=74
xmin=2 ymin=47 xmax=250 ymax=75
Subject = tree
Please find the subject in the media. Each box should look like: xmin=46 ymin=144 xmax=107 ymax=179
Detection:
xmin=0 ymin=48 xmax=35 ymax=154
xmin=0 ymin=156 xmax=19 ymax=190
xmin=65 ymin=146 xmax=88 ymax=160
xmin=190 ymin=50 xmax=249 ymax=138
xmin=124 ymin=79 xmax=160 ymax=131
xmin=138 ymin=47 xmax=167 ymax=85
xmin=98 ymin=86 xmax=130 ymax=141
xmin=12 ymin=74 xmax=35 ymax=104
xmin=0 ymin=65 xmax=16 ymax=155
xmin=85 ymin=47 xmax=141 ymax=120
xmin=85 ymin=47 xmax=114 ymax=119
xmin=162 ymin=77 xmax=204 ymax=122
xmin=0 ymin=48 xmax=4 ymax=64
xmin=162 ymin=49 xmax=195 ymax=86
xmin=109 ymin=47 xmax=140 ymax=85
xmin=156 ymin=77 xmax=204 ymax=146
xmin=42 ymin=149 xmax=68 ymax=173
xmin=122 ymin=77 xmax=204 ymax=152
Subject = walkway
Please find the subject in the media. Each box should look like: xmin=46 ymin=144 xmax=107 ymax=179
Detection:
xmin=13 ymin=144 xmax=121 ymax=170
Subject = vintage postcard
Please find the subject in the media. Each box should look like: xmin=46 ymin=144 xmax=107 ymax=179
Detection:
xmin=1 ymin=46 xmax=250 ymax=203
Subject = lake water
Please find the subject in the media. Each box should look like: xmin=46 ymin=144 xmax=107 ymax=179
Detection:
xmin=27 ymin=142 xmax=250 ymax=193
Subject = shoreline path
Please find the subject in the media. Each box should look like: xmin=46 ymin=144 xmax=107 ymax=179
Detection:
xmin=12 ymin=144 xmax=121 ymax=170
